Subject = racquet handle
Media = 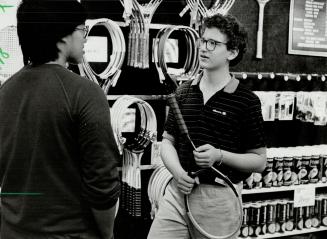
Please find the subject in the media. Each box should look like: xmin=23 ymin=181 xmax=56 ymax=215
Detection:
xmin=167 ymin=94 xmax=197 ymax=150
xmin=167 ymin=93 xmax=189 ymax=136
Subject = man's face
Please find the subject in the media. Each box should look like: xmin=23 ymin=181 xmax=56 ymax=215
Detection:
xmin=198 ymin=27 xmax=238 ymax=71
xmin=65 ymin=24 xmax=87 ymax=64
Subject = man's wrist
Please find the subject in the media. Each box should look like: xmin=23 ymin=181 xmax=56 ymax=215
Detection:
xmin=173 ymin=168 xmax=186 ymax=180
xmin=216 ymin=148 xmax=223 ymax=166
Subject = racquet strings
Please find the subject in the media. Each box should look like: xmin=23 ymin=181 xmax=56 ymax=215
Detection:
xmin=187 ymin=181 xmax=242 ymax=238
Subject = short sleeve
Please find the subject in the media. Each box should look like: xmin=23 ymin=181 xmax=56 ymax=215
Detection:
xmin=241 ymin=96 xmax=266 ymax=150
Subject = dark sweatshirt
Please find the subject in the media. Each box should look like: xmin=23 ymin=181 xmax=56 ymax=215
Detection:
xmin=0 ymin=64 xmax=120 ymax=238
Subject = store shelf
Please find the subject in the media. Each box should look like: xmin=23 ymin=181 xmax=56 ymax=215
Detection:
xmin=117 ymin=165 xmax=156 ymax=171
xmin=116 ymin=21 xmax=171 ymax=29
xmin=240 ymin=226 xmax=327 ymax=238
xmin=107 ymin=95 xmax=167 ymax=101
xmin=242 ymin=182 xmax=327 ymax=195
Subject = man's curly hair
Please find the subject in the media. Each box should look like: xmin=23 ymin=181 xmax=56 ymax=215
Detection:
xmin=202 ymin=14 xmax=248 ymax=67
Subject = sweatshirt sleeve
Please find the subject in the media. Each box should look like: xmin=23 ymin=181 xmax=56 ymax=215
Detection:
xmin=76 ymin=80 xmax=121 ymax=210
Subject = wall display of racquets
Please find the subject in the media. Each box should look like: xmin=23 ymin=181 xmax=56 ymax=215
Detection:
xmin=80 ymin=18 xmax=126 ymax=94
xmin=111 ymin=95 xmax=157 ymax=217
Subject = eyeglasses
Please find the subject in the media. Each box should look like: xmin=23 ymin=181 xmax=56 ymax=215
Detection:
xmin=197 ymin=38 xmax=227 ymax=51
xmin=75 ymin=26 xmax=89 ymax=38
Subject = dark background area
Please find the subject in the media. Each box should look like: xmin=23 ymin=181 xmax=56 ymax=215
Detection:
xmin=77 ymin=0 xmax=327 ymax=238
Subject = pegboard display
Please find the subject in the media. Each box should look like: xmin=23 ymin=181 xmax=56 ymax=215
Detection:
xmin=0 ymin=26 xmax=24 ymax=80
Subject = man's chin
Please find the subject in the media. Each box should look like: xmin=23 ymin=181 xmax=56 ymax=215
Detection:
xmin=200 ymin=63 xmax=213 ymax=70
xmin=67 ymin=58 xmax=82 ymax=65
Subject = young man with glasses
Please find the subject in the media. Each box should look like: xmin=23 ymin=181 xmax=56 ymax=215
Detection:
xmin=148 ymin=14 xmax=266 ymax=239
xmin=0 ymin=1 xmax=120 ymax=238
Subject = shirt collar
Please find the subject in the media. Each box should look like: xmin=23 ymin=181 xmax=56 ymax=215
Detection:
xmin=191 ymin=71 xmax=239 ymax=94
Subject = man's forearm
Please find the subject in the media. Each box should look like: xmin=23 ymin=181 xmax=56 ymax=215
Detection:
xmin=220 ymin=147 xmax=267 ymax=173
xmin=161 ymin=139 xmax=185 ymax=179
xmin=92 ymin=204 xmax=117 ymax=239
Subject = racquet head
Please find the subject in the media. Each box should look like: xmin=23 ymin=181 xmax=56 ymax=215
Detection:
xmin=185 ymin=167 xmax=243 ymax=239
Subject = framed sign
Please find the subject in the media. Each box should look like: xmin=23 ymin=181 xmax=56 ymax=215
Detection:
xmin=289 ymin=0 xmax=327 ymax=57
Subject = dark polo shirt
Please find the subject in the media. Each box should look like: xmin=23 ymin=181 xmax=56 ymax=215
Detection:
xmin=163 ymin=73 xmax=266 ymax=183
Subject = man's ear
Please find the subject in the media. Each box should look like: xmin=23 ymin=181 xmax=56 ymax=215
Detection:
xmin=56 ymin=36 xmax=70 ymax=53
xmin=227 ymin=49 xmax=239 ymax=61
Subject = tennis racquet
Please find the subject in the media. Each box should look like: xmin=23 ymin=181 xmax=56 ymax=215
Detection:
xmin=166 ymin=94 xmax=243 ymax=239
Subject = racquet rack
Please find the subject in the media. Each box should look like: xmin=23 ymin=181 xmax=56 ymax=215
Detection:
xmin=111 ymin=95 xmax=157 ymax=217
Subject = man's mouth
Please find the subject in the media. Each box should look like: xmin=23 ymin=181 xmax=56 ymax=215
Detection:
xmin=200 ymin=55 xmax=209 ymax=60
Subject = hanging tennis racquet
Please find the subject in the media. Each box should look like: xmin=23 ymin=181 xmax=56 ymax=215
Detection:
xmin=111 ymin=95 xmax=157 ymax=217
xmin=80 ymin=18 xmax=126 ymax=94
xmin=166 ymin=94 xmax=243 ymax=239
xmin=153 ymin=25 xmax=200 ymax=90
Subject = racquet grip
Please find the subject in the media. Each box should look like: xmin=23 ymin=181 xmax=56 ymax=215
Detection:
xmin=167 ymin=94 xmax=189 ymax=136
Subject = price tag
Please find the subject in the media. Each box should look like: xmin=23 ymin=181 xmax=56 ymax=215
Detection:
xmin=121 ymin=108 xmax=136 ymax=133
xmin=84 ymin=36 xmax=108 ymax=63
xmin=294 ymin=185 xmax=315 ymax=207
xmin=151 ymin=141 xmax=163 ymax=166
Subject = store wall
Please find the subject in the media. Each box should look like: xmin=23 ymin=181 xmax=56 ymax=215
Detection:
xmin=79 ymin=0 xmax=327 ymax=238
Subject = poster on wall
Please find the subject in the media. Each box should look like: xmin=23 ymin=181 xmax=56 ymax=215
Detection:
xmin=0 ymin=0 xmax=24 ymax=82
xmin=0 ymin=0 xmax=22 ymax=29
xmin=288 ymin=0 xmax=327 ymax=57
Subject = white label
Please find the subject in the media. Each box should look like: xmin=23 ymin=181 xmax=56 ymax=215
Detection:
xmin=121 ymin=108 xmax=136 ymax=133
xmin=152 ymin=38 xmax=179 ymax=63
xmin=151 ymin=141 xmax=163 ymax=166
xmin=164 ymin=39 xmax=179 ymax=63
xmin=294 ymin=185 xmax=315 ymax=207
xmin=84 ymin=36 xmax=107 ymax=63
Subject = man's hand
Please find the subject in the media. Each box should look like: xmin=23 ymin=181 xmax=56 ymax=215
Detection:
xmin=193 ymin=144 xmax=222 ymax=168
xmin=175 ymin=171 xmax=195 ymax=195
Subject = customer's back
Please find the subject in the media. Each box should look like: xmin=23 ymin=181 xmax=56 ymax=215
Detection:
xmin=0 ymin=1 xmax=121 ymax=238
xmin=0 ymin=64 xmax=120 ymax=237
